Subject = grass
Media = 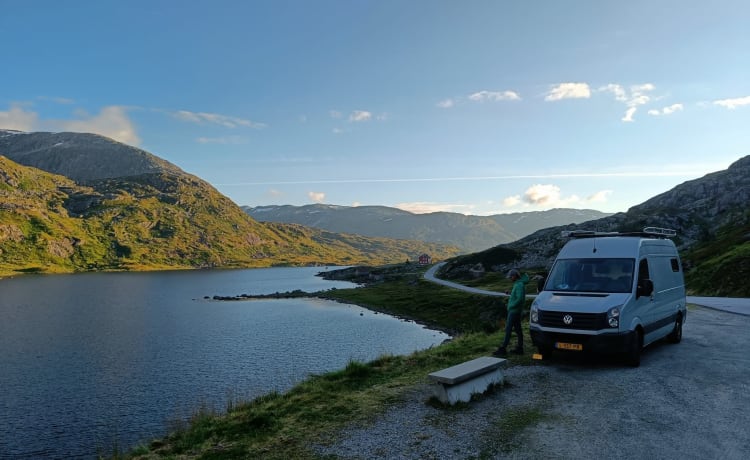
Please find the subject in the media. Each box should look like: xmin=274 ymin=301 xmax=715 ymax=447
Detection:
xmin=123 ymin=266 xmax=542 ymax=459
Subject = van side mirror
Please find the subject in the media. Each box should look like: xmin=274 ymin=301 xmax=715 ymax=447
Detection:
xmin=637 ymin=279 xmax=654 ymax=298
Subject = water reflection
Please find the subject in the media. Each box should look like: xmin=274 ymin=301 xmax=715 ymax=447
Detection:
xmin=0 ymin=268 xmax=448 ymax=458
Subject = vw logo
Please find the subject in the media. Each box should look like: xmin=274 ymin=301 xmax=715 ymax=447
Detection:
xmin=563 ymin=314 xmax=573 ymax=325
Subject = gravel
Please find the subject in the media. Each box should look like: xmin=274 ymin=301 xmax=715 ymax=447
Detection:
xmin=312 ymin=306 xmax=750 ymax=459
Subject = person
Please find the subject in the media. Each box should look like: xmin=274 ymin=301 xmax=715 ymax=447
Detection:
xmin=493 ymin=268 xmax=529 ymax=356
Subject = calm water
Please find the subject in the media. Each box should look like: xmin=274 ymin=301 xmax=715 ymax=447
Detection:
xmin=0 ymin=267 xmax=448 ymax=458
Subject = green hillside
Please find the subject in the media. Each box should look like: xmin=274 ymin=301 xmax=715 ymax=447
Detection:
xmin=0 ymin=156 xmax=459 ymax=275
xmin=682 ymin=220 xmax=750 ymax=297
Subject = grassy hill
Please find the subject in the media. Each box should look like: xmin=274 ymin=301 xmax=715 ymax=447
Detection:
xmin=0 ymin=156 xmax=459 ymax=275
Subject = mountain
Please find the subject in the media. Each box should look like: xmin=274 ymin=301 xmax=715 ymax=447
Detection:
xmin=244 ymin=204 xmax=611 ymax=253
xmin=0 ymin=130 xmax=459 ymax=274
xmin=0 ymin=130 xmax=181 ymax=182
xmin=439 ymin=156 xmax=750 ymax=296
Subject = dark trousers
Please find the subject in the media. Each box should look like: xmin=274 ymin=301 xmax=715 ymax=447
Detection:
xmin=501 ymin=311 xmax=523 ymax=349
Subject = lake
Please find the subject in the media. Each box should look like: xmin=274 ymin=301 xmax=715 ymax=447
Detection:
xmin=0 ymin=267 xmax=449 ymax=458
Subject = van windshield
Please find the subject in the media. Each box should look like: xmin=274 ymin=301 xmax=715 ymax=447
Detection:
xmin=545 ymin=258 xmax=634 ymax=293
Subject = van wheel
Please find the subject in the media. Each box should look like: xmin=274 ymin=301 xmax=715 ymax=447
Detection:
xmin=625 ymin=330 xmax=642 ymax=367
xmin=667 ymin=314 xmax=683 ymax=344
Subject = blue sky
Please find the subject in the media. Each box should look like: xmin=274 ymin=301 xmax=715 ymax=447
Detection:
xmin=2 ymin=0 xmax=748 ymax=215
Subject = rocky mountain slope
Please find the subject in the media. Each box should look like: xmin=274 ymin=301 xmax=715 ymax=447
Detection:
xmin=0 ymin=130 xmax=181 ymax=182
xmin=0 ymin=131 xmax=459 ymax=274
xmin=440 ymin=156 xmax=750 ymax=296
xmin=244 ymin=204 xmax=610 ymax=253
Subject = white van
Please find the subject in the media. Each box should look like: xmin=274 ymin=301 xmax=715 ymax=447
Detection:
xmin=529 ymin=227 xmax=687 ymax=367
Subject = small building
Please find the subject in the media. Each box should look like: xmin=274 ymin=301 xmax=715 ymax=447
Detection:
xmin=418 ymin=253 xmax=432 ymax=265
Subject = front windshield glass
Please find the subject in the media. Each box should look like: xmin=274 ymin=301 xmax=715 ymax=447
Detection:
xmin=545 ymin=258 xmax=634 ymax=293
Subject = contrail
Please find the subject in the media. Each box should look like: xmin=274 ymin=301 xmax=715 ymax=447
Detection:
xmin=216 ymin=170 xmax=706 ymax=187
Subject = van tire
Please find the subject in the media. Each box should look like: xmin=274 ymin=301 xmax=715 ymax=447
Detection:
xmin=625 ymin=329 xmax=642 ymax=367
xmin=667 ymin=314 xmax=683 ymax=344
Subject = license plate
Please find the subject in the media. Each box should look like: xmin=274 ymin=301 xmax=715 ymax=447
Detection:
xmin=556 ymin=342 xmax=583 ymax=351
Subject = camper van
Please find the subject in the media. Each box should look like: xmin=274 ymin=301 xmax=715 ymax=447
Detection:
xmin=529 ymin=227 xmax=686 ymax=367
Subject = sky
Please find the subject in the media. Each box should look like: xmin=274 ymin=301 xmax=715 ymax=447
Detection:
xmin=1 ymin=0 xmax=749 ymax=216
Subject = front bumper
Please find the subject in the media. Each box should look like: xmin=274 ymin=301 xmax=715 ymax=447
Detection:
xmin=530 ymin=327 xmax=636 ymax=354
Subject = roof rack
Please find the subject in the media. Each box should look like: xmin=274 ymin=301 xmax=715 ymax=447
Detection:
xmin=642 ymin=227 xmax=677 ymax=237
xmin=562 ymin=227 xmax=677 ymax=239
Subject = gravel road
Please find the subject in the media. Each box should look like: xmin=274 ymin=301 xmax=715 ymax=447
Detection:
xmin=313 ymin=306 xmax=750 ymax=459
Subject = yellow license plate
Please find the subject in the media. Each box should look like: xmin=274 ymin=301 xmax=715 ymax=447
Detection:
xmin=556 ymin=342 xmax=583 ymax=351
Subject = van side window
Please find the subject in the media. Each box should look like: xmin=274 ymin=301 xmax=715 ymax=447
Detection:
xmin=638 ymin=259 xmax=650 ymax=280
xmin=670 ymin=258 xmax=680 ymax=272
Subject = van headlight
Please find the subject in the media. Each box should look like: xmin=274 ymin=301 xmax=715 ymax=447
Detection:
xmin=530 ymin=302 xmax=539 ymax=323
xmin=607 ymin=306 xmax=621 ymax=328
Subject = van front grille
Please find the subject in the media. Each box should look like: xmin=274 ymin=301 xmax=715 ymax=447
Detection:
xmin=538 ymin=310 xmax=608 ymax=330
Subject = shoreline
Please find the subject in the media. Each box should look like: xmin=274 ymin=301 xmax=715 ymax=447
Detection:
xmin=209 ymin=290 xmax=458 ymax=337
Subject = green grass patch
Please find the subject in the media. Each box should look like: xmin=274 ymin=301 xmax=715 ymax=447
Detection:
xmin=319 ymin=276 xmax=509 ymax=334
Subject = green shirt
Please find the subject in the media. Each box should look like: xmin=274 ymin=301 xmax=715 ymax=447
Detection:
xmin=507 ymin=273 xmax=529 ymax=314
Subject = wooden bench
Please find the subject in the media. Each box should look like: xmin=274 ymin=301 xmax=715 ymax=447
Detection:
xmin=427 ymin=356 xmax=508 ymax=405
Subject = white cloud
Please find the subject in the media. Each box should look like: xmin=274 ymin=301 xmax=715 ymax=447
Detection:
xmin=503 ymin=184 xmax=612 ymax=209
xmin=622 ymin=107 xmax=638 ymax=122
xmin=437 ymin=99 xmax=455 ymax=108
xmin=196 ymin=135 xmax=245 ymax=144
xmin=174 ymin=110 xmax=266 ymax=129
xmin=1 ymin=104 xmax=140 ymax=145
xmin=394 ymin=202 xmax=475 ymax=214
xmin=587 ymin=190 xmax=613 ymax=203
xmin=349 ymin=110 xmax=372 ymax=122
xmin=503 ymin=195 xmax=521 ymax=207
xmin=648 ymin=103 xmax=684 ymax=116
xmin=714 ymin=96 xmax=750 ymax=109
xmin=468 ymin=90 xmax=521 ymax=102
xmin=0 ymin=104 xmax=38 ymax=131
xmin=308 ymin=191 xmax=326 ymax=203
xmin=599 ymin=82 xmax=656 ymax=122
xmin=332 ymin=127 xmax=344 ymax=134
xmin=598 ymin=84 xmax=627 ymax=102
xmin=631 ymin=83 xmax=655 ymax=93
xmin=544 ymin=83 xmax=591 ymax=101
xmin=51 ymin=106 xmax=141 ymax=145
xmin=329 ymin=110 xmax=342 ymax=119
xmin=523 ymin=184 xmax=565 ymax=205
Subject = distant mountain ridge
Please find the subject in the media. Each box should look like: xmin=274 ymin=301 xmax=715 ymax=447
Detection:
xmin=244 ymin=204 xmax=611 ymax=252
xmin=0 ymin=130 xmax=459 ymax=274
xmin=440 ymin=155 xmax=750 ymax=296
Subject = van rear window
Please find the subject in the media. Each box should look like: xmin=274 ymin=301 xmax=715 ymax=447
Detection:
xmin=545 ymin=258 xmax=634 ymax=293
